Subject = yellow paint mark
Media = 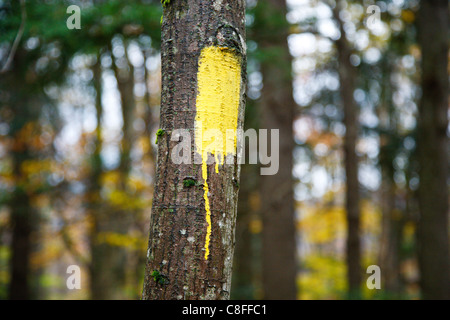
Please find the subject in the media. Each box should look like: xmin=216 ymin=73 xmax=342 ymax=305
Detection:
xmin=195 ymin=46 xmax=241 ymax=260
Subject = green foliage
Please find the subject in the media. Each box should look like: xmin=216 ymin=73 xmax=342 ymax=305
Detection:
xmin=151 ymin=270 xmax=167 ymax=285
xmin=183 ymin=179 xmax=196 ymax=187
xmin=299 ymin=254 xmax=347 ymax=300
xmin=0 ymin=0 xmax=162 ymax=53
xmin=155 ymin=129 xmax=165 ymax=143
xmin=161 ymin=0 xmax=171 ymax=8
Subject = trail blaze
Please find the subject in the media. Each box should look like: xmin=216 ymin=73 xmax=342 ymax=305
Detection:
xmin=194 ymin=46 xmax=241 ymax=260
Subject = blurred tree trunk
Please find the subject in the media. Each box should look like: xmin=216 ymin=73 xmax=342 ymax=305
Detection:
xmin=9 ymin=157 xmax=33 ymax=300
xmin=142 ymin=0 xmax=246 ymax=300
xmin=143 ymin=51 xmax=157 ymax=162
xmin=378 ymin=55 xmax=403 ymax=297
xmin=416 ymin=0 xmax=450 ymax=300
xmin=231 ymin=99 xmax=261 ymax=299
xmin=111 ymin=40 xmax=136 ymax=296
xmin=113 ymin=41 xmax=135 ymax=182
xmin=332 ymin=4 xmax=362 ymax=299
xmin=379 ymin=159 xmax=403 ymax=296
xmin=5 ymin=51 xmax=38 ymax=300
xmin=255 ymin=0 xmax=297 ymax=300
xmin=87 ymin=55 xmax=115 ymax=300
xmin=231 ymin=166 xmax=257 ymax=299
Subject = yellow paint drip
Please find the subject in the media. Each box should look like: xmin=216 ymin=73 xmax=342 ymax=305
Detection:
xmin=195 ymin=46 xmax=241 ymax=260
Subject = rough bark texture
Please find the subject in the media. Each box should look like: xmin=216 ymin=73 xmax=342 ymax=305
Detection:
xmin=142 ymin=0 xmax=246 ymax=300
xmin=256 ymin=0 xmax=297 ymax=300
xmin=333 ymin=4 xmax=362 ymax=299
xmin=416 ymin=0 xmax=450 ymax=300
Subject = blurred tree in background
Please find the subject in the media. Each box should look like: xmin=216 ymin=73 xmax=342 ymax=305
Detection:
xmin=0 ymin=0 xmax=448 ymax=300
xmin=1 ymin=0 xmax=161 ymax=299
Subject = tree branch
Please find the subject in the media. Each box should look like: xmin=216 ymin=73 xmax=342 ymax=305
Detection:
xmin=0 ymin=0 xmax=27 ymax=74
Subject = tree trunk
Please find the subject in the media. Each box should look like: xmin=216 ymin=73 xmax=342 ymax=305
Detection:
xmin=4 ymin=51 xmax=37 ymax=300
xmin=416 ymin=0 xmax=450 ymax=300
xmin=87 ymin=55 xmax=115 ymax=300
xmin=112 ymin=40 xmax=135 ymax=180
xmin=377 ymin=55 xmax=403 ymax=297
xmin=378 ymin=169 xmax=403 ymax=296
xmin=9 ymin=182 xmax=33 ymax=300
xmin=231 ymin=181 xmax=256 ymax=299
xmin=112 ymin=40 xmax=137 ymax=296
xmin=255 ymin=0 xmax=297 ymax=300
xmin=142 ymin=0 xmax=246 ymax=300
xmin=231 ymin=98 xmax=262 ymax=299
xmin=333 ymin=4 xmax=362 ymax=299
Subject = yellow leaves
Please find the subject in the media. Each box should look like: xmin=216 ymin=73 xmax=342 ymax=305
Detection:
xmin=11 ymin=122 xmax=48 ymax=153
xmin=101 ymin=171 xmax=121 ymax=186
xmin=403 ymin=221 xmax=415 ymax=239
xmin=299 ymin=254 xmax=347 ymax=300
xmin=98 ymin=171 xmax=151 ymax=213
xmin=137 ymin=136 xmax=151 ymax=154
xmin=300 ymin=204 xmax=346 ymax=244
xmin=96 ymin=232 xmax=147 ymax=251
xmin=401 ymin=10 xmax=415 ymax=24
xmin=14 ymin=159 xmax=57 ymax=193
xmin=107 ymin=189 xmax=128 ymax=207
xmin=360 ymin=199 xmax=381 ymax=235
xmin=249 ymin=217 xmax=262 ymax=234
xmin=289 ymin=25 xmax=301 ymax=35
xmin=0 ymin=246 xmax=10 ymax=285
xmin=32 ymin=194 xmax=50 ymax=208
xmin=21 ymin=159 xmax=53 ymax=177
xmin=249 ymin=192 xmax=260 ymax=212
xmin=298 ymin=195 xmax=384 ymax=299
xmin=11 ymin=122 xmax=33 ymax=153
xmin=299 ymin=198 xmax=381 ymax=245
xmin=106 ymin=189 xmax=148 ymax=210
xmin=102 ymin=171 xmax=149 ymax=194
xmin=128 ymin=177 xmax=147 ymax=193
xmin=31 ymin=242 xmax=64 ymax=269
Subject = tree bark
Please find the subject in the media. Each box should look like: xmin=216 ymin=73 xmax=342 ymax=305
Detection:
xmin=416 ymin=0 xmax=450 ymax=300
xmin=332 ymin=4 xmax=362 ymax=299
xmin=142 ymin=0 xmax=246 ymax=300
xmin=255 ymin=0 xmax=297 ymax=300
